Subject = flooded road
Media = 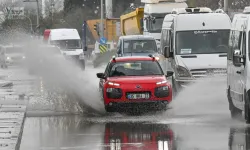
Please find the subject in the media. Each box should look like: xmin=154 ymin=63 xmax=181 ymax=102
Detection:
xmin=19 ymin=115 xmax=249 ymax=150
xmin=4 ymin=55 xmax=247 ymax=150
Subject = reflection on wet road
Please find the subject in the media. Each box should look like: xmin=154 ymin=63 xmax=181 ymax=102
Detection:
xmin=19 ymin=115 xmax=250 ymax=150
xmin=9 ymin=61 xmax=250 ymax=150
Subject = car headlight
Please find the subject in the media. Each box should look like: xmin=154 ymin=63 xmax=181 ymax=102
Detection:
xmin=176 ymin=65 xmax=191 ymax=77
xmin=156 ymin=80 xmax=167 ymax=85
xmin=158 ymin=86 xmax=169 ymax=91
xmin=107 ymin=88 xmax=120 ymax=93
xmin=6 ymin=57 xmax=10 ymax=60
xmin=22 ymin=56 xmax=26 ymax=59
xmin=108 ymin=82 xmax=120 ymax=86
xmin=155 ymin=86 xmax=169 ymax=98
xmin=106 ymin=88 xmax=122 ymax=99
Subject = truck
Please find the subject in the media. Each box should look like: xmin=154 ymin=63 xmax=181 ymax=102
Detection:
xmin=86 ymin=18 xmax=120 ymax=67
xmin=120 ymin=0 xmax=188 ymax=48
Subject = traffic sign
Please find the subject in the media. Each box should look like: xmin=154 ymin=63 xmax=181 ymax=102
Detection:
xmin=99 ymin=37 xmax=107 ymax=45
xmin=99 ymin=44 xmax=107 ymax=53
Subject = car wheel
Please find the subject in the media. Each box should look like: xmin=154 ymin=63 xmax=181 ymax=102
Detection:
xmin=105 ymin=105 xmax=115 ymax=112
xmin=228 ymin=88 xmax=242 ymax=119
xmin=245 ymin=91 xmax=250 ymax=123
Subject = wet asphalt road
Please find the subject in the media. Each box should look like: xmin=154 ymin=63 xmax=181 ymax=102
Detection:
xmin=6 ymin=64 xmax=250 ymax=150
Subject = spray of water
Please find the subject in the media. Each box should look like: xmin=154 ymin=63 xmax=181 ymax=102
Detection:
xmin=23 ymin=40 xmax=106 ymax=116
xmin=168 ymin=76 xmax=230 ymax=117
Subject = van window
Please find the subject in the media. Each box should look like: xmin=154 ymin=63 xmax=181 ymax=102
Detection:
xmin=176 ymin=30 xmax=230 ymax=55
xmin=228 ymin=31 xmax=234 ymax=60
xmin=160 ymin=29 xmax=170 ymax=53
xmin=51 ymin=39 xmax=82 ymax=50
xmin=242 ymin=32 xmax=246 ymax=55
xmin=249 ymin=31 xmax=250 ymax=60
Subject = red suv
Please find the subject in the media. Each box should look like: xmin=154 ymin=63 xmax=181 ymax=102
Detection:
xmin=97 ymin=56 xmax=173 ymax=112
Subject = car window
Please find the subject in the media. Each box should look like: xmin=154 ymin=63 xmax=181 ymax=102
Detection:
xmin=109 ymin=60 xmax=163 ymax=77
xmin=123 ymin=40 xmax=157 ymax=53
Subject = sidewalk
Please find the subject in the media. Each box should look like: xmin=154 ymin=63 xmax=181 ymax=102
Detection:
xmin=0 ymin=80 xmax=27 ymax=150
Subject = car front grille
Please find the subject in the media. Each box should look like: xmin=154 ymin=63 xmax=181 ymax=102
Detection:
xmin=190 ymin=68 xmax=227 ymax=78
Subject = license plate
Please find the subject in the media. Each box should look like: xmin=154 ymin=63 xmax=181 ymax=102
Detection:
xmin=127 ymin=93 xmax=149 ymax=100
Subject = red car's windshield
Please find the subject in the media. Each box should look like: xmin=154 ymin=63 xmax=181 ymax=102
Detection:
xmin=109 ymin=60 xmax=164 ymax=77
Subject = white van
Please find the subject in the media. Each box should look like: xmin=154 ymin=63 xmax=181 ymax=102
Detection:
xmin=160 ymin=7 xmax=231 ymax=93
xmin=227 ymin=7 xmax=250 ymax=123
xmin=48 ymin=28 xmax=85 ymax=70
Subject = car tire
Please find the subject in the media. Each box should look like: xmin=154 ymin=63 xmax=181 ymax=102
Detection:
xmin=105 ymin=105 xmax=115 ymax=112
xmin=244 ymin=90 xmax=250 ymax=123
xmin=228 ymin=88 xmax=242 ymax=119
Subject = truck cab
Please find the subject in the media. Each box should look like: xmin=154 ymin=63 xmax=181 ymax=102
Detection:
xmin=227 ymin=7 xmax=250 ymax=123
xmin=142 ymin=0 xmax=188 ymax=47
xmin=116 ymin=35 xmax=159 ymax=57
xmin=160 ymin=7 xmax=231 ymax=93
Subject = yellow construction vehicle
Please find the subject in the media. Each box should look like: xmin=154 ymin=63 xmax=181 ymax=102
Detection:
xmin=120 ymin=8 xmax=144 ymax=36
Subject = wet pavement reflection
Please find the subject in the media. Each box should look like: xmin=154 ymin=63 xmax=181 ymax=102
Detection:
xmin=19 ymin=115 xmax=250 ymax=150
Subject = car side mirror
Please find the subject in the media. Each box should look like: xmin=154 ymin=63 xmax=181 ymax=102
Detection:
xmin=166 ymin=71 xmax=174 ymax=77
xmin=233 ymin=49 xmax=243 ymax=67
xmin=96 ymin=73 xmax=106 ymax=79
xmin=164 ymin=46 xmax=173 ymax=58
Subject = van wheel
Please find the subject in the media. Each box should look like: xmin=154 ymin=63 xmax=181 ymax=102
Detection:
xmin=228 ymin=88 xmax=242 ymax=119
xmin=245 ymin=91 xmax=250 ymax=123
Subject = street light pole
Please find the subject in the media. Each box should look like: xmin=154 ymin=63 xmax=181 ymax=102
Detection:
xmin=23 ymin=0 xmax=40 ymax=28
xmin=36 ymin=0 xmax=40 ymax=28
xmin=100 ymin=0 xmax=104 ymax=38
xmin=224 ymin=0 xmax=229 ymax=14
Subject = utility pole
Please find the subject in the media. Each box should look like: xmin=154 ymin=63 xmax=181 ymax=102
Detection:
xmin=51 ymin=0 xmax=55 ymax=25
xmin=100 ymin=0 xmax=104 ymax=38
xmin=23 ymin=0 xmax=40 ymax=29
xmin=224 ymin=0 xmax=229 ymax=14
xmin=36 ymin=0 xmax=40 ymax=28
xmin=105 ymin=0 xmax=113 ymax=18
